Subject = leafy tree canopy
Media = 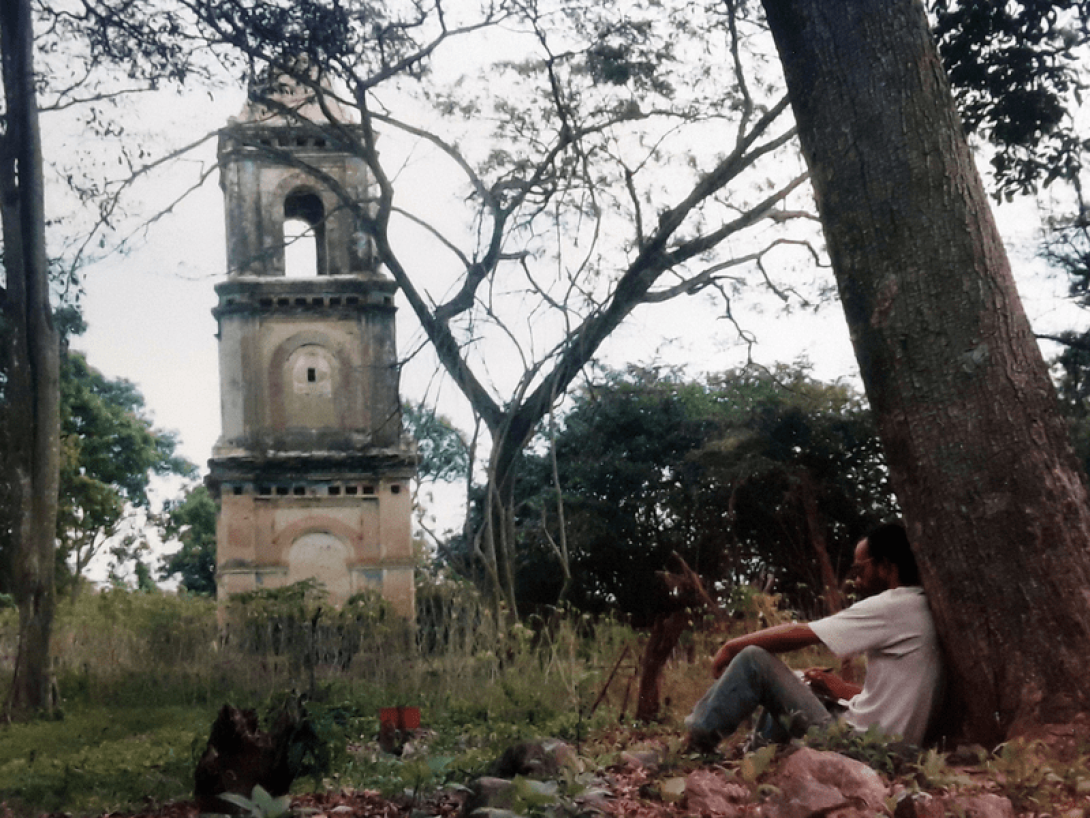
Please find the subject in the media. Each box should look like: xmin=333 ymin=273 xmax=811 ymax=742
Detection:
xmin=932 ymin=0 xmax=1090 ymax=197
xmin=57 ymin=350 xmax=195 ymax=593
xmin=158 ymin=484 xmax=217 ymax=595
xmin=402 ymin=402 xmax=469 ymax=486
xmin=507 ymin=363 xmax=897 ymax=623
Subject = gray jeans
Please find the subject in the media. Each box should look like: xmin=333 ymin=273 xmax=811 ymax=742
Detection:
xmin=685 ymin=646 xmax=835 ymax=747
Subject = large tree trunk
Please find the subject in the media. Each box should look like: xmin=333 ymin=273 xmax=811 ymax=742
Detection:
xmin=761 ymin=0 xmax=1090 ymax=744
xmin=1 ymin=0 xmax=61 ymax=719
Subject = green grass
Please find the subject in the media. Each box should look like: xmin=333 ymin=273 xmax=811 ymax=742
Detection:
xmin=0 ymin=705 xmax=217 ymax=815
xmin=0 ymin=676 xmax=624 ymax=816
xmin=0 ymin=583 xmax=720 ymax=815
xmin=2 ymin=584 xmax=1080 ymax=818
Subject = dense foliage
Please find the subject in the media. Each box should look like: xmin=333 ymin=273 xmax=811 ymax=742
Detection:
xmin=57 ymin=350 xmax=194 ymax=594
xmin=470 ymin=365 xmax=898 ymax=623
xmin=0 ymin=343 xmax=192 ymax=597
xmin=932 ymin=0 xmax=1090 ymax=197
xmin=158 ymin=485 xmax=218 ymax=595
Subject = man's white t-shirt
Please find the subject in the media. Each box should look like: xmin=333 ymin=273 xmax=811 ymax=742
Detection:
xmin=810 ymin=586 xmax=943 ymax=745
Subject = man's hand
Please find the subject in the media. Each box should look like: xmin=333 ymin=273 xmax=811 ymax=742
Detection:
xmin=711 ymin=641 xmax=742 ymax=678
xmin=803 ymin=668 xmax=861 ymax=702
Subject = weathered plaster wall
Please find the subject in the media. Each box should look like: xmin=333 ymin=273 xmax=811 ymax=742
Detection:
xmin=215 ymin=475 xmax=415 ymax=617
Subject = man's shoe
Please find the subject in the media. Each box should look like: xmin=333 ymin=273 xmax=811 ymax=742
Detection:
xmin=685 ymin=728 xmax=721 ymax=755
xmin=741 ymin=729 xmax=770 ymax=755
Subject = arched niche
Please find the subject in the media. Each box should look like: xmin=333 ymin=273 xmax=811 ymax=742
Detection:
xmin=287 ymin=531 xmax=350 ymax=600
xmin=283 ymin=343 xmax=337 ymax=428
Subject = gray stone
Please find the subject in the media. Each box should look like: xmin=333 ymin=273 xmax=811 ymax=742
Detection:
xmin=463 ymin=777 xmax=516 ymax=816
xmin=618 ymin=749 xmax=663 ymax=771
xmin=684 ymin=768 xmax=749 ymax=817
xmin=894 ymin=790 xmax=1014 ymax=818
xmin=490 ymin=740 xmax=581 ymax=780
xmin=761 ymin=747 xmax=888 ymax=818
xmin=572 ymin=782 xmax=613 ymax=815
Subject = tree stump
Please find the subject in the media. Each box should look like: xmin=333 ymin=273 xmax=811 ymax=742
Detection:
xmin=193 ymin=700 xmax=313 ymax=813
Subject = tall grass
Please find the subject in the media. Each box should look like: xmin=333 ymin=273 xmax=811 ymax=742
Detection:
xmin=0 ymin=579 xmax=821 ymax=815
xmin=0 ymin=579 xmax=646 ymax=814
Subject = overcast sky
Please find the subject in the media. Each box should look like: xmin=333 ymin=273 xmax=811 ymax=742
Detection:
xmin=48 ymin=60 xmax=1086 ymax=583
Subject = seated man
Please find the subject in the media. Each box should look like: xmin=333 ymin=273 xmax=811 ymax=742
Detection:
xmin=685 ymin=522 xmax=943 ymax=751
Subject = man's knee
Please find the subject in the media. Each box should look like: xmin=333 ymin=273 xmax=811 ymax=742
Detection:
xmin=732 ymin=645 xmax=778 ymax=674
xmin=735 ymin=645 xmax=771 ymax=662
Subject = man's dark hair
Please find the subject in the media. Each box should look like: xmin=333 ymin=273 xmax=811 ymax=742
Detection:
xmin=867 ymin=522 xmax=921 ymax=586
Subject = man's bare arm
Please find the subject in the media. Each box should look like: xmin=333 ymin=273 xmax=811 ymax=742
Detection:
xmin=711 ymin=623 xmax=822 ymax=677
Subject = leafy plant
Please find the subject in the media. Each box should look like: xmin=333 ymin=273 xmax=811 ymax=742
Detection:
xmin=911 ymin=747 xmax=976 ymax=793
xmin=219 ymin=785 xmax=292 ymax=818
xmin=739 ymin=743 xmax=778 ymax=784
xmin=983 ymin=738 xmax=1090 ymax=815
xmin=394 ymin=754 xmax=456 ymax=804
xmin=802 ymin=720 xmax=917 ymax=776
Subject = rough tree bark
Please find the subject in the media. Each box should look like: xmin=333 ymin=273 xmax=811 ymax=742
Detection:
xmin=1 ymin=0 xmax=61 ymax=719
xmin=760 ymin=0 xmax=1090 ymax=744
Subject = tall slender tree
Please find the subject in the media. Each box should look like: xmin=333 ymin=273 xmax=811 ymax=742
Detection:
xmin=0 ymin=0 xmax=62 ymax=718
xmin=762 ymin=0 xmax=1090 ymax=743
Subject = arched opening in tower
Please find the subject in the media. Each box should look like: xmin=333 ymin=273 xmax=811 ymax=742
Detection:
xmin=283 ymin=190 xmax=327 ymax=277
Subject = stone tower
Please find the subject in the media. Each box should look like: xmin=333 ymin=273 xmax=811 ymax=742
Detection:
xmin=206 ymin=69 xmax=416 ymax=617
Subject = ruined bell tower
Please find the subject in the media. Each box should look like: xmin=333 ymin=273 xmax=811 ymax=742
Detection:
xmin=206 ymin=68 xmax=416 ymax=617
